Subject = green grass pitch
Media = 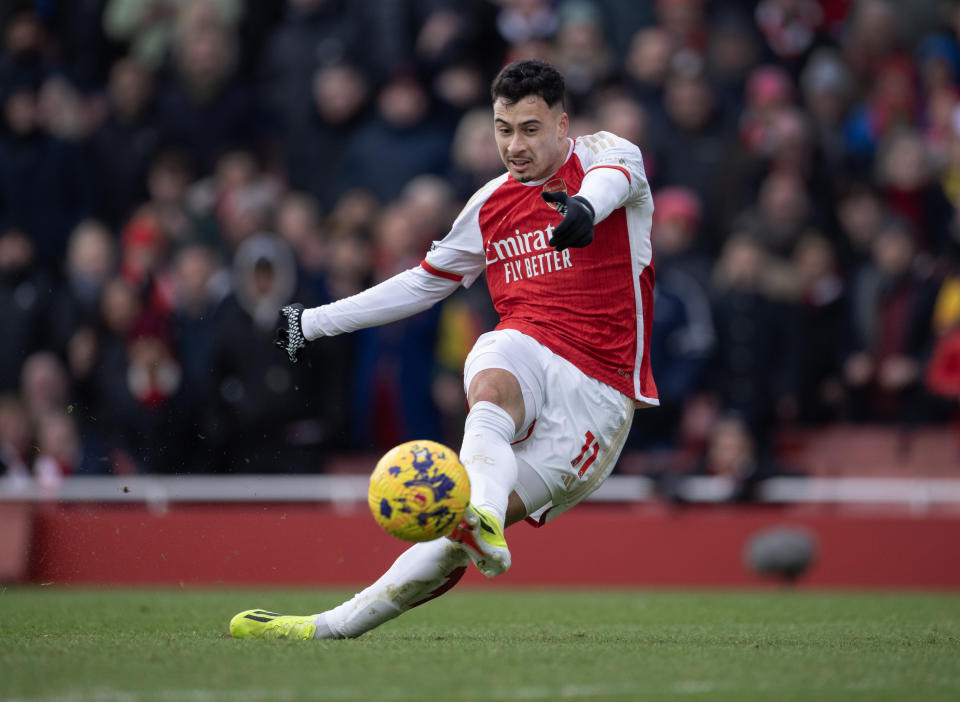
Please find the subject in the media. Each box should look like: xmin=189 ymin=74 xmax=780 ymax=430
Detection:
xmin=2 ymin=588 xmax=959 ymax=701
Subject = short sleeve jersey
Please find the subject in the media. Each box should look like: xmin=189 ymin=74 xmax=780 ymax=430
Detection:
xmin=422 ymin=131 xmax=657 ymax=404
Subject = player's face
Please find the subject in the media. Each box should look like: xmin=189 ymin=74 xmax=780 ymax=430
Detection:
xmin=493 ymin=95 xmax=569 ymax=183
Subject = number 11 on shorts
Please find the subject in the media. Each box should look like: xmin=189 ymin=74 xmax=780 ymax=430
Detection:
xmin=571 ymin=431 xmax=599 ymax=478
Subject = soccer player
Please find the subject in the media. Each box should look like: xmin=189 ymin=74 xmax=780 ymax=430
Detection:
xmin=230 ymin=59 xmax=657 ymax=640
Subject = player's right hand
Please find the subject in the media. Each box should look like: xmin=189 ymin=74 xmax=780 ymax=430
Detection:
xmin=275 ymin=303 xmax=306 ymax=363
xmin=541 ymin=191 xmax=595 ymax=250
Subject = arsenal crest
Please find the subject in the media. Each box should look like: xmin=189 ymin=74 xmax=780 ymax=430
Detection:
xmin=542 ymin=178 xmax=567 ymax=211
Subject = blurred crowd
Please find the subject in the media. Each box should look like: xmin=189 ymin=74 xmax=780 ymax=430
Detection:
xmin=1 ymin=0 xmax=960 ymax=489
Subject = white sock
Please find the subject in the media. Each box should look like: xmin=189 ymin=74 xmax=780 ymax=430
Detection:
xmin=313 ymin=538 xmax=469 ymax=639
xmin=459 ymin=401 xmax=518 ymax=524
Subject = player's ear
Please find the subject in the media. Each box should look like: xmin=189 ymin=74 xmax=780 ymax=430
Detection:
xmin=557 ymin=110 xmax=569 ymax=139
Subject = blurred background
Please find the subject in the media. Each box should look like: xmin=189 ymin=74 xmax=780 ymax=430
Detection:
xmin=1 ymin=0 xmax=960 ymax=587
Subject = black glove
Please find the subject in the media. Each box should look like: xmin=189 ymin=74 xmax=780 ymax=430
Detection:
xmin=274 ymin=303 xmax=307 ymax=363
xmin=541 ymin=191 xmax=595 ymax=251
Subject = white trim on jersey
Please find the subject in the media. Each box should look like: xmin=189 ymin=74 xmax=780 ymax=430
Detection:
xmin=626 ymin=201 xmax=658 ymax=405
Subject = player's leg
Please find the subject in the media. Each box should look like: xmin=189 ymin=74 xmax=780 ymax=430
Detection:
xmin=448 ymin=330 xmax=546 ymax=577
xmin=230 ymin=537 xmax=468 ymax=640
xmin=448 ymin=368 xmax=521 ymax=577
xmin=230 ymin=486 xmax=542 ymax=641
xmin=314 ymin=537 xmax=469 ymax=638
xmin=314 ymin=481 xmax=540 ymax=639
xmin=460 ymin=367 xmax=524 ymax=522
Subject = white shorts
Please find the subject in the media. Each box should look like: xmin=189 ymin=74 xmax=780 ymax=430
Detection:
xmin=463 ymin=329 xmax=635 ymax=526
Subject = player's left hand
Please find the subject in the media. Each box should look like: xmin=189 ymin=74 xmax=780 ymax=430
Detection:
xmin=541 ymin=191 xmax=595 ymax=250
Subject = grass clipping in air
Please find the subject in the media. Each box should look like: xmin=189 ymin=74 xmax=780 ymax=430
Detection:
xmin=2 ymin=588 xmax=959 ymax=701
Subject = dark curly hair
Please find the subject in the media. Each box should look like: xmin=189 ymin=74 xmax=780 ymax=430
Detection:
xmin=490 ymin=59 xmax=565 ymax=108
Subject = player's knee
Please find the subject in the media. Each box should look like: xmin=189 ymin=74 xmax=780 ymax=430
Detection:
xmin=468 ymin=369 xmax=524 ymax=428
xmin=468 ymin=370 xmax=511 ymax=405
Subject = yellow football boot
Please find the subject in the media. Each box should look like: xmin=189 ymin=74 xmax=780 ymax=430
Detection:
xmin=229 ymin=609 xmax=317 ymax=640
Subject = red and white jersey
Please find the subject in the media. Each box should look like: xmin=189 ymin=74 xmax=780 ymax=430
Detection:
xmin=422 ymin=131 xmax=657 ymax=404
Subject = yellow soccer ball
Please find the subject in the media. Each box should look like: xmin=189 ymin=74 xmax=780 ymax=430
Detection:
xmin=368 ymin=439 xmax=471 ymax=542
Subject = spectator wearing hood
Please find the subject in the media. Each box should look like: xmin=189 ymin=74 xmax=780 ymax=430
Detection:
xmin=205 ymin=233 xmax=349 ymax=472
